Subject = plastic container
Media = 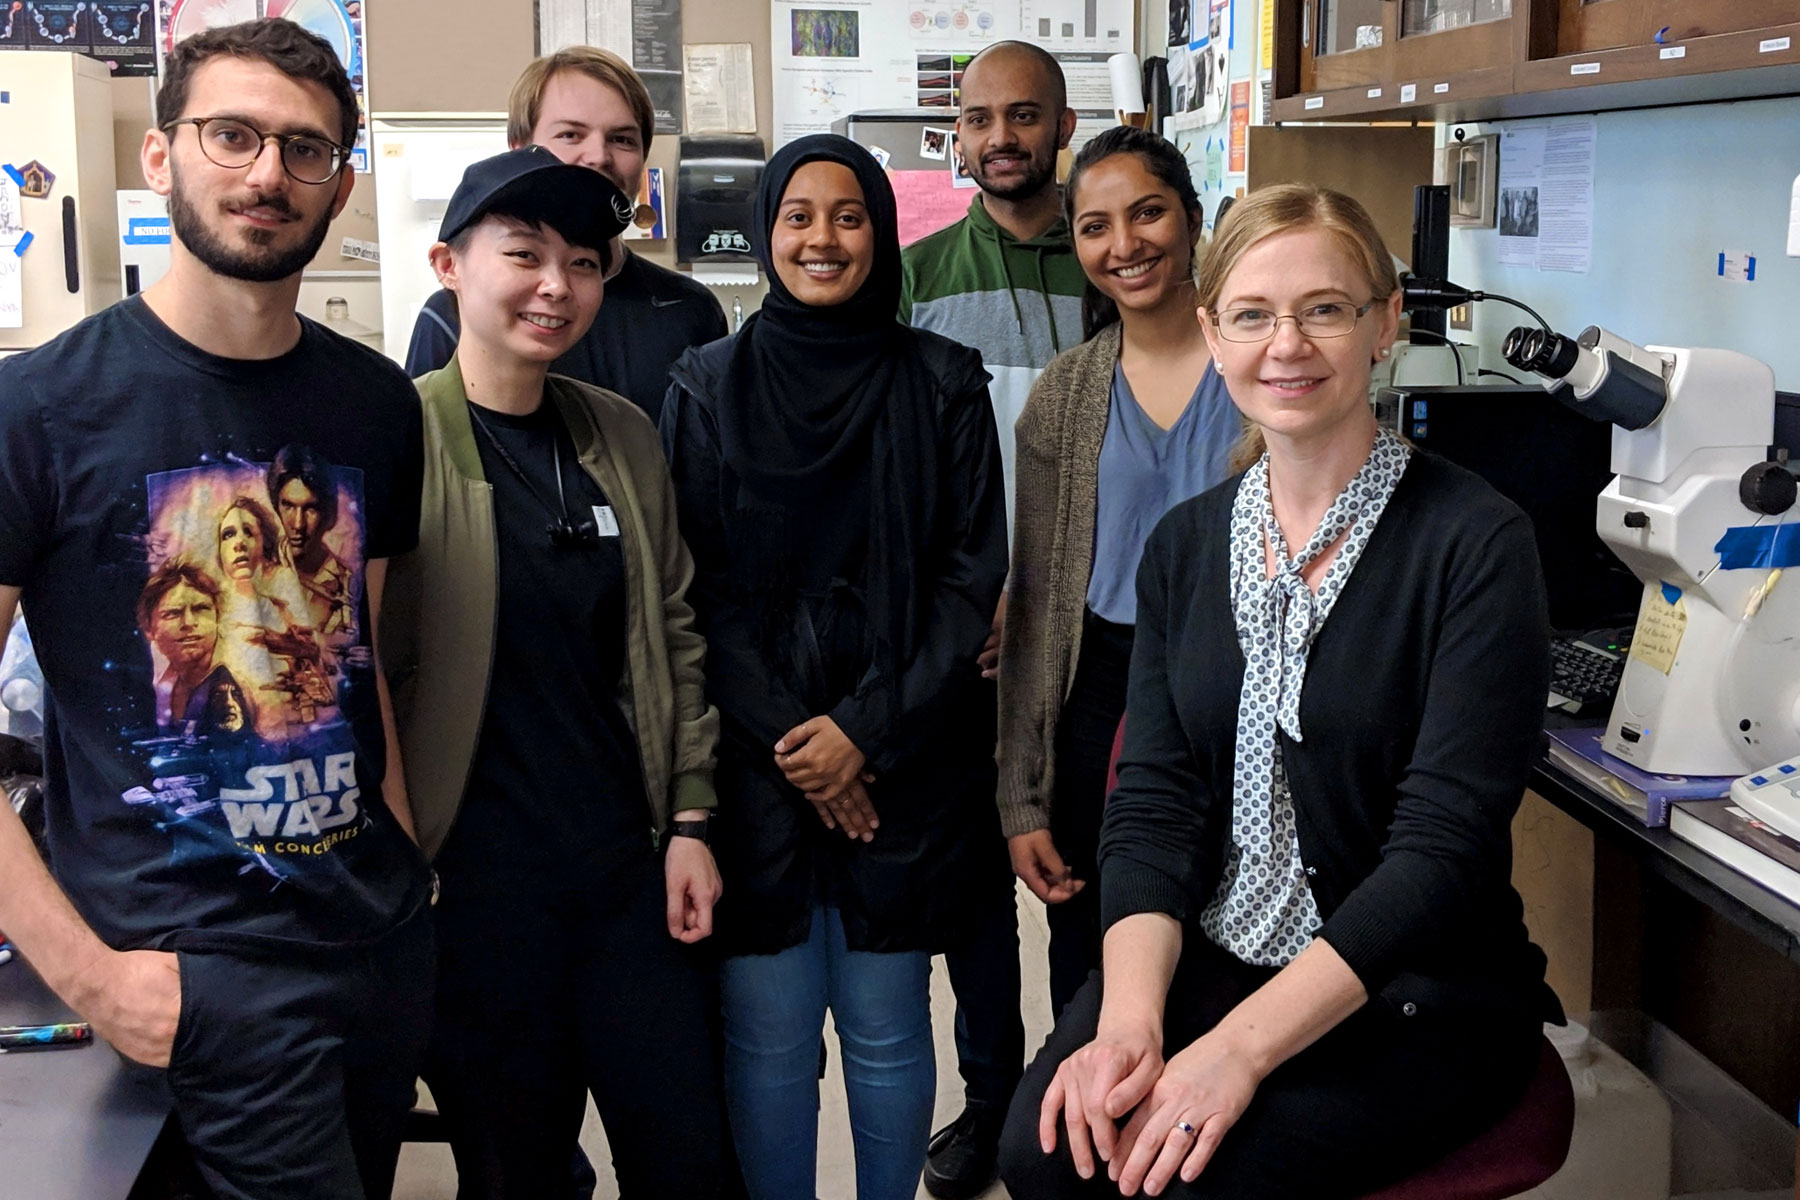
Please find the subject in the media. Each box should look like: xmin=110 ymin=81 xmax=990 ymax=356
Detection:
xmin=1533 ymin=1021 xmax=1672 ymax=1200
xmin=0 ymin=616 xmax=45 ymax=741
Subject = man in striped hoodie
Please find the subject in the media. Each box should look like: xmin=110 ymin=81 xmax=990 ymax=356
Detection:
xmin=900 ymin=40 xmax=1086 ymax=1200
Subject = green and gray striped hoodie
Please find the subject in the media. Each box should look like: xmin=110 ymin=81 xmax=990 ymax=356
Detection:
xmin=901 ymin=195 xmax=1087 ymax=530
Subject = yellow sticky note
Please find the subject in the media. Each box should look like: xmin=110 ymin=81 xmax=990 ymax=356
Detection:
xmin=1628 ymin=586 xmax=1687 ymax=676
xmin=1261 ymin=0 xmax=1275 ymax=71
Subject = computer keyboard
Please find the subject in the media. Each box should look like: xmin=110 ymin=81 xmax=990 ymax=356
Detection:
xmin=1548 ymin=633 xmax=1628 ymax=715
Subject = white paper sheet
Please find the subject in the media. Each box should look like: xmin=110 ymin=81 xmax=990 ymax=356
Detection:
xmin=1497 ymin=125 xmax=1545 ymax=269
xmin=586 ymin=0 xmax=633 ymax=53
xmin=684 ymin=43 xmax=758 ymax=134
xmin=0 ymin=236 xmax=23 ymax=330
xmin=1537 ymin=120 xmax=1596 ymax=274
xmin=0 ymin=176 xmax=21 ymax=237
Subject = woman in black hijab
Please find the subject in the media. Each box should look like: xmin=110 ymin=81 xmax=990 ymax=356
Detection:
xmin=661 ymin=133 xmax=1009 ymax=1200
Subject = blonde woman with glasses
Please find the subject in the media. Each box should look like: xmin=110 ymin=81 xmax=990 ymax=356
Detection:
xmin=1000 ymin=184 xmax=1560 ymax=1199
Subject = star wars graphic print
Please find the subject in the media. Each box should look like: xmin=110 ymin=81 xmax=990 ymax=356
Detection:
xmin=130 ymin=447 xmax=375 ymax=871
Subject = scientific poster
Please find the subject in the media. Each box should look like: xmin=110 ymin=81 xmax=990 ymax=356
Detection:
xmin=770 ymin=0 xmax=1131 ymax=148
xmin=630 ymin=0 xmax=683 ymax=134
xmin=91 ymin=3 xmax=159 ymax=75
xmin=543 ymin=0 xmax=684 ymax=134
xmin=157 ymin=0 xmax=370 ymax=172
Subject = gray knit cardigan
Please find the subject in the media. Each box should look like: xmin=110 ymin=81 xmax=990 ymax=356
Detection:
xmin=996 ymin=322 xmax=1121 ymax=837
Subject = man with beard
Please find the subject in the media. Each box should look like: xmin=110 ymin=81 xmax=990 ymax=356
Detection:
xmin=898 ymin=40 xmax=1086 ymax=1200
xmin=0 ymin=19 xmax=430 ymax=1200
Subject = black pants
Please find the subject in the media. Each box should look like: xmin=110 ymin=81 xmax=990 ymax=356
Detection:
xmin=944 ymin=833 xmax=1027 ymax=1110
xmin=166 ymin=904 xmax=435 ymax=1200
xmin=999 ymin=938 xmax=1541 ymax=1199
xmin=425 ymin=856 xmax=732 ymax=1199
xmin=1045 ymin=610 xmax=1134 ymax=1017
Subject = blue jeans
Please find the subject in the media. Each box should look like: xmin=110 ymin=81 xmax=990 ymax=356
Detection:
xmin=720 ymin=906 xmax=935 ymax=1200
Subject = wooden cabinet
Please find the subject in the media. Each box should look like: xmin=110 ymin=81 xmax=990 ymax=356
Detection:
xmin=1557 ymin=0 xmax=1798 ymax=55
xmin=1274 ymin=0 xmax=1800 ymax=123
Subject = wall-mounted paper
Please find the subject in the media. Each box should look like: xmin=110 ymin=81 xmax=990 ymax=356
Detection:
xmin=685 ymin=43 xmax=756 ymax=134
xmin=0 ymin=235 xmax=23 ymax=329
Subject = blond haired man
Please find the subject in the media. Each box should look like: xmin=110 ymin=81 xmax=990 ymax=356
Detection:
xmin=403 ymin=47 xmax=726 ymax=422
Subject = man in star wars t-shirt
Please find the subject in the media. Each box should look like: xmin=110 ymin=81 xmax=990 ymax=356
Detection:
xmin=0 ymin=20 xmax=430 ymax=1200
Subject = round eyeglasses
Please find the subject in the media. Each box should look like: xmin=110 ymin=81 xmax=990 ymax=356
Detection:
xmin=162 ymin=117 xmax=351 ymax=185
xmin=1209 ymin=299 xmax=1378 ymax=343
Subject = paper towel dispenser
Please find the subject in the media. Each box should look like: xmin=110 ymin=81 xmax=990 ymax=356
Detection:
xmin=678 ymin=135 xmax=767 ymax=265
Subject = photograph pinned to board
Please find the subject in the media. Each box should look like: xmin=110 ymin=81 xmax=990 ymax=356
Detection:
xmin=157 ymin=0 xmax=370 ymax=170
xmin=791 ymin=8 xmax=860 ymax=58
xmin=1167 ymin=0 xmax=1232 ymax=130
xmin=949 ymin=130 xmax=978 ymax=189
xmin=920 ymin=127 xmax=951 ymax=161
xmin=867 ymin=145 xmax=891 ymax=169
xmin=1499 ymin=187 xmax=1539 ymax=238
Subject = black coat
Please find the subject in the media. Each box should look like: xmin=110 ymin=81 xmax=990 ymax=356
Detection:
xmin=661 ymin=328 xmax=1010 ymax=954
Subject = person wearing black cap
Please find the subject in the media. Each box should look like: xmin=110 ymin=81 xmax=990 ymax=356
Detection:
xmin=402 ymin=47 xmax=726 ymax=424
xmin=382 ymin=146 xmax=732 ymax=1198
xmin=660 ymin=133 xmax=1008 ymax=1200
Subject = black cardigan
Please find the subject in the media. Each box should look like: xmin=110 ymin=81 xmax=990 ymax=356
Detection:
xmin=1100 ymin=451 xmax=1561 ymax=1023
xmin=660 ymin=329 xmax=1011 ymax=955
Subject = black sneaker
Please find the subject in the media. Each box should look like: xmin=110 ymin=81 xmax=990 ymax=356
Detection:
xmin=923 ymin=1102 xmax=1006 ymax=1200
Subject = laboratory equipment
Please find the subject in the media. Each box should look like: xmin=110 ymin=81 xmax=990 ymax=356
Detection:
xmin=1502 ymin=320 xmax=1800 ymax=777
xmin=1385 ymin=383 xmax=1639 ymax=632
xmin=1730 ymin=757 xmax=1800 ymax=843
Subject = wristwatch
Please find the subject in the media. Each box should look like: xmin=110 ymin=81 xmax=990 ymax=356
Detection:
xmin=669 ymin=816 xmax=711 ymax=845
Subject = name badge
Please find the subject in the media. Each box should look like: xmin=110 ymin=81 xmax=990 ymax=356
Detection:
xmin=592 ymin=505 xmax=621 ymax=537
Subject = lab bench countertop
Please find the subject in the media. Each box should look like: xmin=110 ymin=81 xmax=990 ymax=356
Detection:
xmin=0 ymin=956 xmax=171 ymax=1200
xmin=1530 ymin=756 xmax=1800 ymax=965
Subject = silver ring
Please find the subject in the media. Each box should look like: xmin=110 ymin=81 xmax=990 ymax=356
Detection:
xmin=1174 ymin=1121 xmax=1197 ymax=1138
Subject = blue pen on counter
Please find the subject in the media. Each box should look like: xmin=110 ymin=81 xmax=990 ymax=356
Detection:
xmin=0 ymin=1021 xmax=93 ymax=1051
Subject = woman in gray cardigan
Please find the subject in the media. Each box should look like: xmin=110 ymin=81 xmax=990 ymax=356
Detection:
xmin=997 ymin=127 xmax=1238 ymax=1015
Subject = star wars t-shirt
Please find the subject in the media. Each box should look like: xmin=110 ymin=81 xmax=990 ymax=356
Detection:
xmin=0 ymin=297 xmax=429 ymax=953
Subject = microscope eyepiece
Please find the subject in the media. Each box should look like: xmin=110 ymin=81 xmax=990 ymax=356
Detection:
xmin=1502 ymin=325 xmax=1581 ymax=379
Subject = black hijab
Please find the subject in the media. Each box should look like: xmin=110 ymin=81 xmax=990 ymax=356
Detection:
xmin=714 ymin=134 xmax=909 ymax=497
xmin=711 ymin=134 xmax=957 ymax=721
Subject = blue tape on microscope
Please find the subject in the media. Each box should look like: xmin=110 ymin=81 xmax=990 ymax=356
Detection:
xmin=1715 ymin=523 xmax=1800 ymax=570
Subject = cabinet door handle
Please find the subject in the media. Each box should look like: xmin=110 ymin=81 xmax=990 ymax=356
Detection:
xmin=61 ymin=197 xmax=78 ymax=294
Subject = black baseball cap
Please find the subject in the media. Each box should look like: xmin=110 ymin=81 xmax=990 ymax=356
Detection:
xmin=437 ymin=145 xmax=634 ymax=254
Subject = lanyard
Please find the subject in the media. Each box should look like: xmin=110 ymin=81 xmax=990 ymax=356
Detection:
xmin=467 ymin=403 xmax=598 ymax=550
